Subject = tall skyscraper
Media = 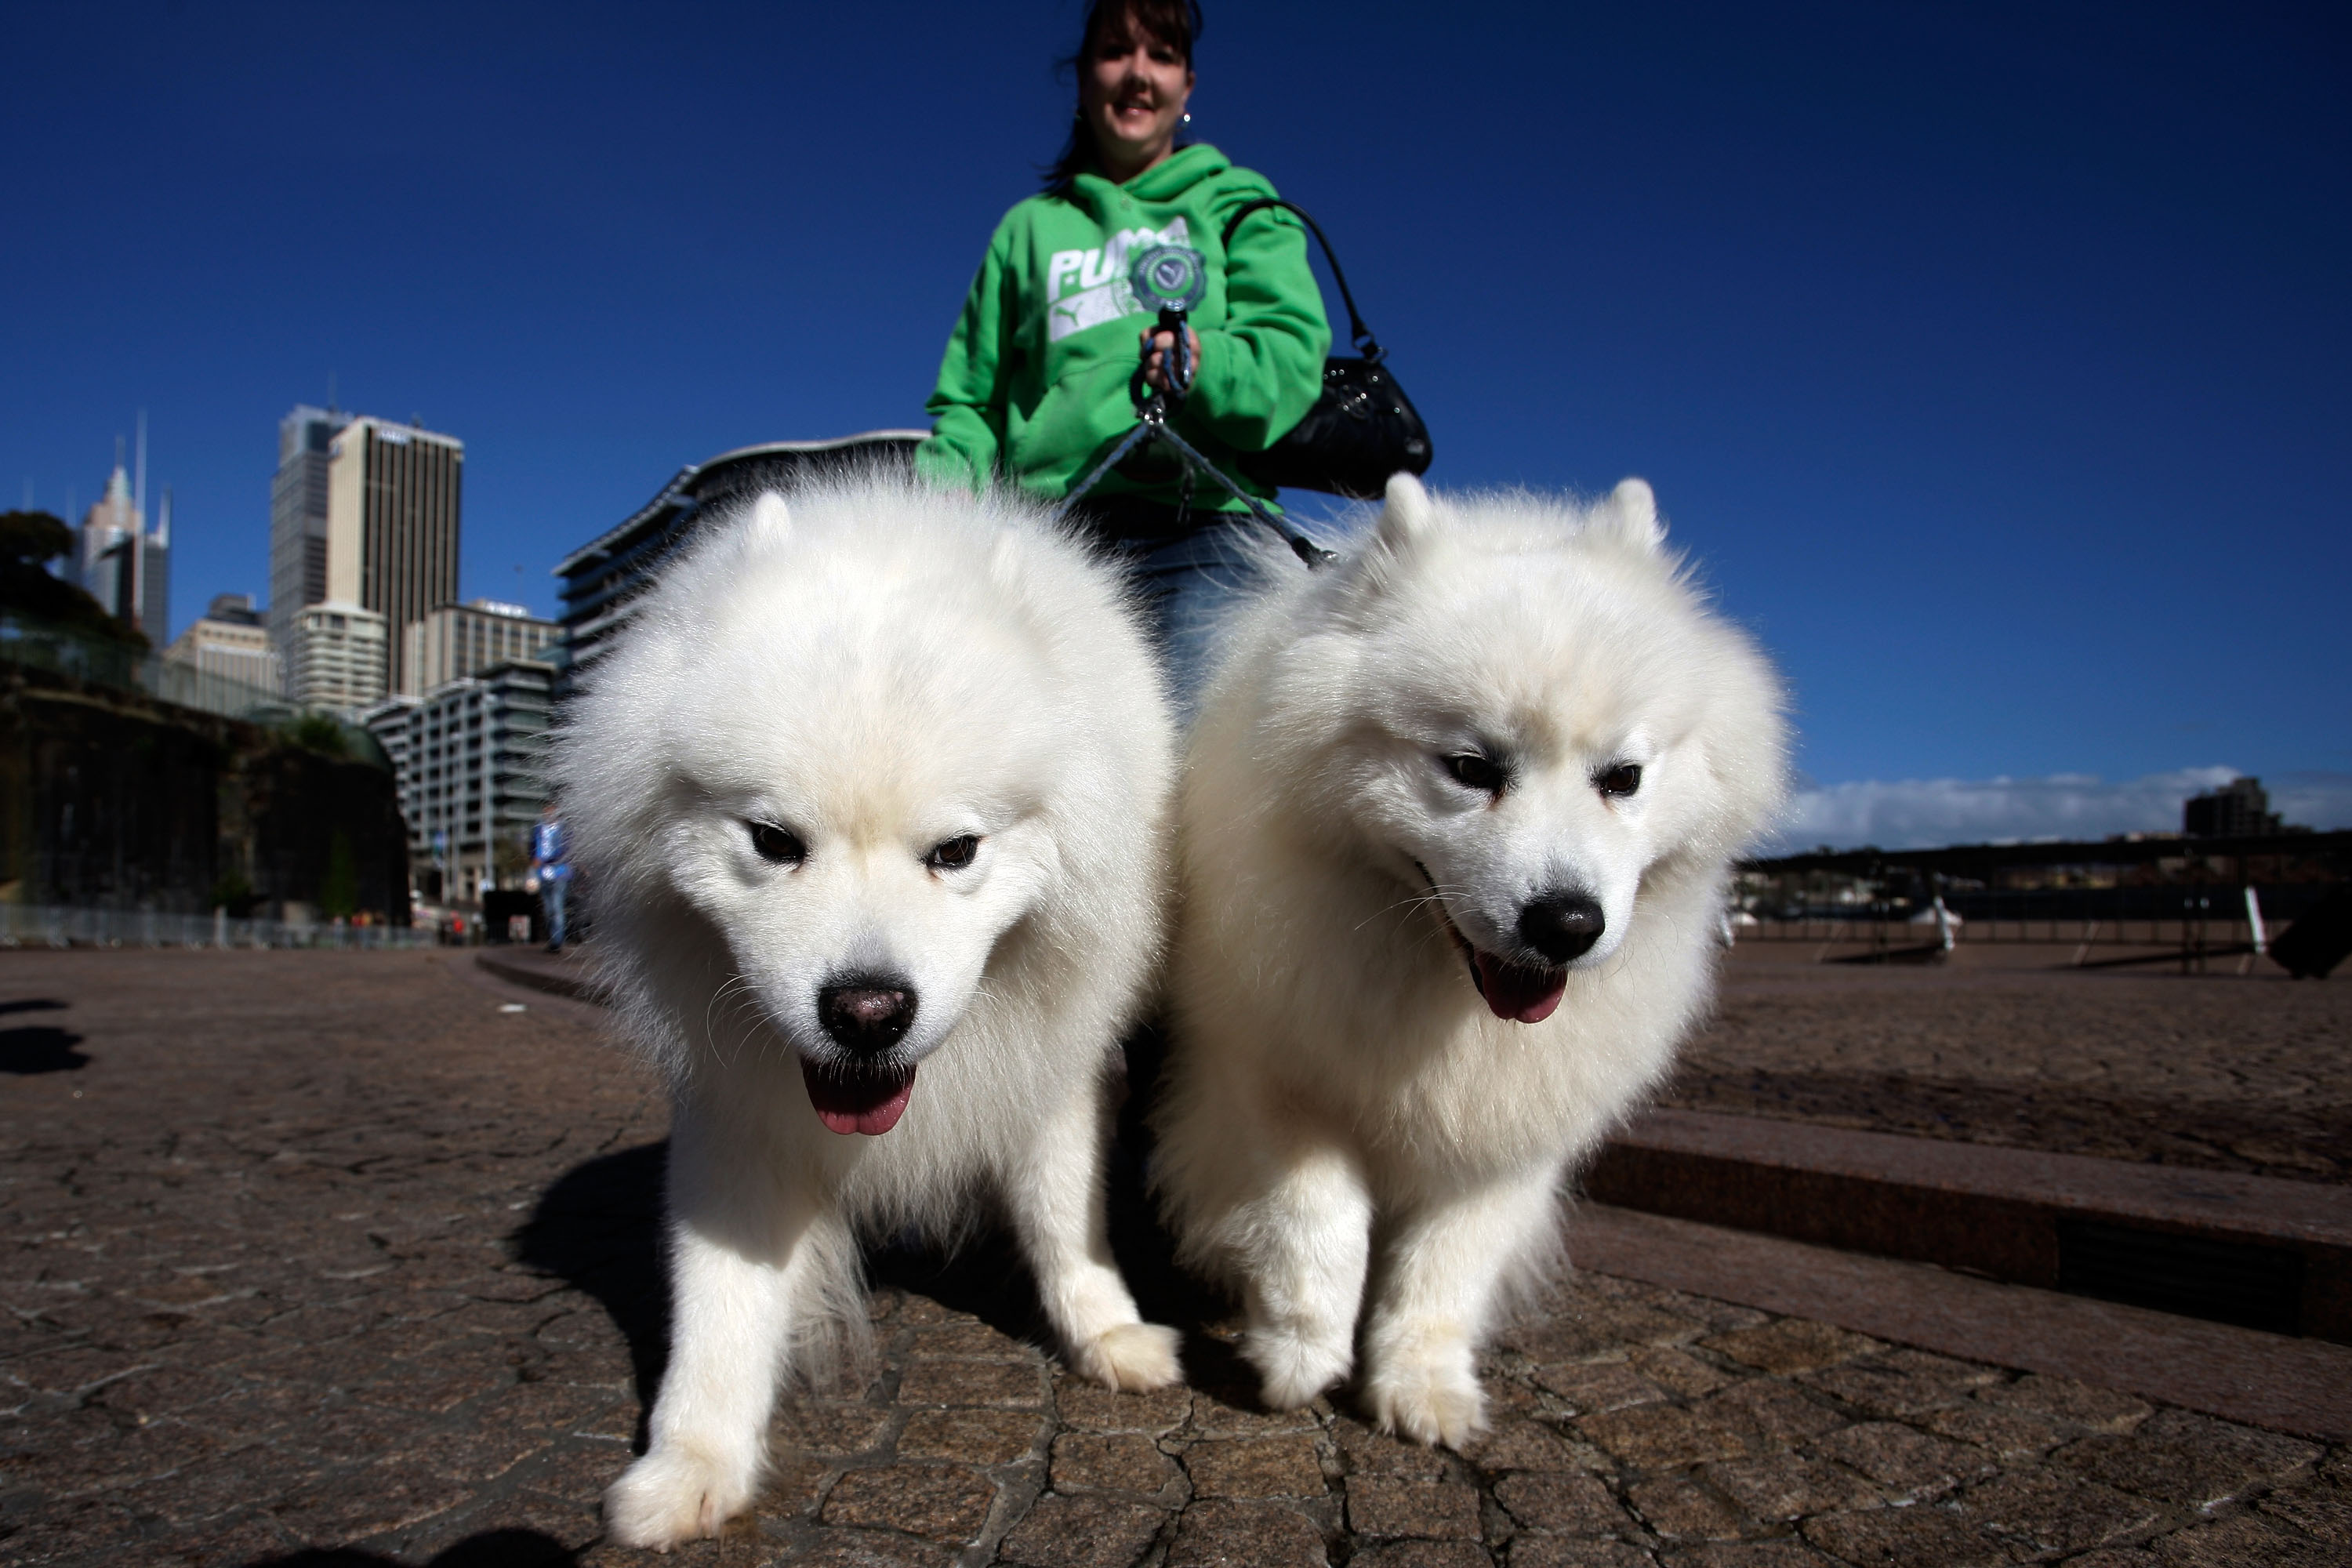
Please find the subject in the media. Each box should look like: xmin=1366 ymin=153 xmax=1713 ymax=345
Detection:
xmin=75 ymin=460 xmax=138 ymax=604
xmin=74 ymin=449 xmax=170 ymax=641
xmin=143 ymin=486 xmax=172 ymax=638
xmin=269 ymin=405 xmax=352 ymax=668
xmin=323 ymin=416 xmax=462 ymax=696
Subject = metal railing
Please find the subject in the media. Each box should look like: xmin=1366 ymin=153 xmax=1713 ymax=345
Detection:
xmin=0 ymin=903 xmax=434 ymax=951
xmin=1736 ymin=898 xmax=2285 ymax=973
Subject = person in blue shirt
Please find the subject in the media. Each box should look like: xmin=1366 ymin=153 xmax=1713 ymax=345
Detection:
xmin=532 ymin=803 xmax=572 ymax=953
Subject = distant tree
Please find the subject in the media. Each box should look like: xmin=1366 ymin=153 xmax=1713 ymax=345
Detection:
xmin=0 ymin=510 xmax=74 ymax=567
xmin=0 ymin=509 xmax=149 ymax=651
xmin=283 ymin=712 xmax=350 ymax=758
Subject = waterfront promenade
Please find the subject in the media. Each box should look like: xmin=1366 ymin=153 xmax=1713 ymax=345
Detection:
xmin=2 ymin=948 xmax=2343 ymax=1566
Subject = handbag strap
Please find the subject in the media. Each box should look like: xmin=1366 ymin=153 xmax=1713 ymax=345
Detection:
xmin=1221 ymin=197 xmax=1381 ymax=362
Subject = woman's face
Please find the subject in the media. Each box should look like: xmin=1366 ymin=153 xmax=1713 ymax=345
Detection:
xmin=1080 ymin=10 xmax=1193 ymax=182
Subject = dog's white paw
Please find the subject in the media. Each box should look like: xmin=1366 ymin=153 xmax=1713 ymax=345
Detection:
xmin=604 ymin=1443 xmax=757 ymax=1551
xmin=1367 ymin=1350 xmax=1486 ymax=1450
xmin=1075 ymin=1320 xmax=1183 ymax=1392
xmin=1243 ymin=1324 xmax=1352 ymax=1412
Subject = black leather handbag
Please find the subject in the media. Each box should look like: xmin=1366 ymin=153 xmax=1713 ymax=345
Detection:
xmin=1221 ymin=198 xmax=1432 ymax=499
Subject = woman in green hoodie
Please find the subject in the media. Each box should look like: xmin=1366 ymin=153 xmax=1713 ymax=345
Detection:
xmin=915 ymin=0 xmax=1330 ymax=697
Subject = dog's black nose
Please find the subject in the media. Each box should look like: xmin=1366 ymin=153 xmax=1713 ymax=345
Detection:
xmin=1519 ymin=892 xmax=1606 ymax=965
xmin=818 ymin=979 xmax=917 ymax=1054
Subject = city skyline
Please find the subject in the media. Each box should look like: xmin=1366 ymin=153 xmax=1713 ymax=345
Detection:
xmin=257 ymin=404 xmax=466 ymax=702
xmin=4 ymin=2 xmax=2345 ymax=848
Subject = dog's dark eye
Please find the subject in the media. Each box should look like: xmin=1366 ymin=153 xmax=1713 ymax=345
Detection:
xmin=748 ymin=822 xmax=806 ymax=865
xmin=1596 ymin=763 xmax=1643 ymax=798
xmin=926 ymin=834 xmax=980 ymax=871
xmin=1442 ymin=753 xmax=1505 ymax=795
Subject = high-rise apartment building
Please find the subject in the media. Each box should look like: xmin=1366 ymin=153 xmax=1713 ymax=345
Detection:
xmin=325 ymin=416 xmax=462 ymax=696
xmin=2184 ymin=776 xmax=2292 ymax=838
xmin=400 ymin=598 xmax=558 ymax=698
xmin=364 ymin=659 xmax=555 ymax=906
xmin=269 ymin=405 xmax=350 ymax=665
xmin=286 ymin=601 xmax=389 ymax=710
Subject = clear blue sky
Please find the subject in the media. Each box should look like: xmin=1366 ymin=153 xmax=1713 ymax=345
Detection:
xmin=5 ymin=2 xmax=2346 ymax=840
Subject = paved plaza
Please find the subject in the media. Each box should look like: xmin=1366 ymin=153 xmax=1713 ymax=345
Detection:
xmin=2 ymin=949 xmax=2346 ymax=1566
xmin=1669 ymin=949 xmax=2352 ymax=1184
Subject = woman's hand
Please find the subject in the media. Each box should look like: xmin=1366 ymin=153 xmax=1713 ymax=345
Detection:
xmin=1139 ymin=324 xmax=1203 ymax=394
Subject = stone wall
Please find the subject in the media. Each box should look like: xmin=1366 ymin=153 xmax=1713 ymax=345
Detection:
xmin=0 ymin=661 xmax=411 ymax=919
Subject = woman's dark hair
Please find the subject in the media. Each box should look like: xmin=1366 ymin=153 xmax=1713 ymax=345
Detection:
xmin=1044 ymin=0 xmax=1203 ymax=194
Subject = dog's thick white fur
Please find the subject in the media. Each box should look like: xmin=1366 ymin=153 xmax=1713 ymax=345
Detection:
xmin=557 ymin=475 xmax=1182 ymax=1549
xmin=1153 ymin=474 xmax=1786 ymax=1448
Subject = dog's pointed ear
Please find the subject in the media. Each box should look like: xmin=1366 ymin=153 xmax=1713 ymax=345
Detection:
xmin=1597 ymin=478 xmax=1664 ymax=553
xmin=1370 ymin=472 xmax=1438 ymax=556
xmin=748 ymin=490 xmax=793 ymax=541
xmin=1338 ymin=473 xmax=1440 ymax=610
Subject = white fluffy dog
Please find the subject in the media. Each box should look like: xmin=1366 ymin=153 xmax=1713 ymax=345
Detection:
xmin=557 ymin=475 xmax=1182 ymax=1548
xmin=1153 ymin=474 xmax=1786 ymax=1446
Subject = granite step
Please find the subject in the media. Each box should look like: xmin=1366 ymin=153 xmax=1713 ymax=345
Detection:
xmin=1571 ymin=1201 xmax=2352 ymax=1443
xmin=1587 ymin=1108 xmax=2352 ymax=1343
xmin=474 ymin=942 xmax=609 ymax=1004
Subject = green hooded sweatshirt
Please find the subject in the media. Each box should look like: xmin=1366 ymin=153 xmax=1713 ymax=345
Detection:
xmin=916 ymin=143 xmax=1331 ymax=510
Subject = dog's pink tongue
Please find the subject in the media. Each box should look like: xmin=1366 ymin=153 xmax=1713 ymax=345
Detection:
xmin=1473 ymin=953 xmax=1569 ymax=1025
xmin=801 ymin=1061 xmax=917 ymax=1136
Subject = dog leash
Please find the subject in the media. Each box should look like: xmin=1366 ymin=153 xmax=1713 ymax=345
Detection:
xmin=1057 ymin=246 xmax=1337 ymax=572
xmin=1059 ymin=396 xmax=1335 ymax=571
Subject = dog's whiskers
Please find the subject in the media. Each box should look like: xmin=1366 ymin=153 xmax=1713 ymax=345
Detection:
xmin=1356 ymin=876 xmax=1478 ymax=933
xmin=1356 ymin=891 xmax=1451 ymax=931
xmin=703 ymin=971 xmax=760 ymax=1068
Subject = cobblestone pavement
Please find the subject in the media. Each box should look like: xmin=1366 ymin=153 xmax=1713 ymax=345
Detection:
xmin=1664 ymin=956 xmax=2351 ymax=1184
xmin=2 ymin=949 xmax=2346 ymax=1566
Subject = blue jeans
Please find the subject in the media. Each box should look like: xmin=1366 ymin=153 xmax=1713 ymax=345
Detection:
xmin=1093 ymin=507 xmax=1271 ymax=718
xmin=543 ymin=876 xmax=568 ymax=948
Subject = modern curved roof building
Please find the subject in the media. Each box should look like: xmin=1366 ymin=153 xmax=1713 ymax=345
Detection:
xmin=552 ymin=430 xmax=926 ymax=692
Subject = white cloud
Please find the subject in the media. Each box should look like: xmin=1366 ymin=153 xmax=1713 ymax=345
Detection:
xmin=1768 ymin=768 xmax=2352 ymax=853
xmin=2270 ymin=774 xmax=2352 ymax=835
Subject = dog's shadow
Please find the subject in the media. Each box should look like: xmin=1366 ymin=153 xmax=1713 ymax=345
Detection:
xmin=510 ymin=1029 xmax=1259 ymax=1437
xmin=512 ymin=1142 xmax=671 ymax=1446
xmin=0 ymin=999 xmax=85 ymax=1076
xmin=241 ymin=1527 xmax=575 ymax=1567
xmin=866 ymin=1030 xmax=1254 ymax=1404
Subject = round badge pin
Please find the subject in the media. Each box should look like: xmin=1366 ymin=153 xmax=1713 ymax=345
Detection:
xmin=1127 ymin=244 xmax=1207 ymax=314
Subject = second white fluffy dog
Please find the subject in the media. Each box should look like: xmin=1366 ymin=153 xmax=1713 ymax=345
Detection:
xmin=1154 ymin=474 xmax=1787 ymax=1447
xmin=557 ymin=475 xmax=1182 ymax=1548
